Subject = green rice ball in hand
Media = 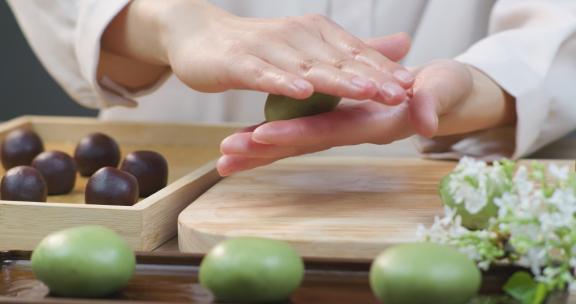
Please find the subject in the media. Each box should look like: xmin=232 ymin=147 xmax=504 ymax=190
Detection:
xmin=265 ymin=92 xmax=341 ymax=121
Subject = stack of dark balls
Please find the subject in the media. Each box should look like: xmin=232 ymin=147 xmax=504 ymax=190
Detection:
xmin=0 ymin=129 xmax=168 ymax=206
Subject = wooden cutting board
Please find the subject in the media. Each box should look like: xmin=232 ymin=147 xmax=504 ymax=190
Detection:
xmin=178 ymin=157 xmax=574 ymax=259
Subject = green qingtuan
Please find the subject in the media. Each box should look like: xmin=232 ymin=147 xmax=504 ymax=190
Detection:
xmin=31 ymin=225 xmax=136 ymax=298
xmin=370 ymin=242 xmax=481 ymax=304
xmin=265 ymin=92 xmax=341 ymax=121
xmin=439 ymin=159 xmax=514 ymax=229
xmin=199 ymin=237 xmax=304 ymax=303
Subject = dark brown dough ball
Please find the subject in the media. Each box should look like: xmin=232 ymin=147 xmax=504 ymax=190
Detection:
xmin=1 ymin=166 xmax=47 ymax=202
xmin=74 ymin=133 xmax=120 ymax=176
xmin=1 ymin=128 xmax=44 ymax=170
xmin=120 ymin=151 xmax=168 ymax=197
xmin=85 ymin=167 xmax=138 ymax=206
xmin=32 ymin=151 xmax=77 ymax=195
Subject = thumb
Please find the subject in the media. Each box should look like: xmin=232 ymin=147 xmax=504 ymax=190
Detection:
xmin=408 ymin=60 xmax=473 ymax=138
xmin=364 ymin=32 xmax=412 ymax=62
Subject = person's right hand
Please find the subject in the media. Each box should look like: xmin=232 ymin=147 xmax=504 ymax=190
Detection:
xmin=102 ymin=0 xmax=414 ymax=104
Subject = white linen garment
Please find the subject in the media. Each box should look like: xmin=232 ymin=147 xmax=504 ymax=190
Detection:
xmin=6 ymin=0 xmax=576 ymax=159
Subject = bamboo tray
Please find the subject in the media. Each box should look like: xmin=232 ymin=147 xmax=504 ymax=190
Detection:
xmin=0 ymin=116 xmax=238 ymax=251
xmin=0 ymin=250 xmax=560 ymax=304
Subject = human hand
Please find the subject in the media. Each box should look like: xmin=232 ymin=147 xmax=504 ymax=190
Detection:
xmin=217 ymin=60 xmax=516 ymax=176
xmin=102 ymin=0 xmax=413 ymax=104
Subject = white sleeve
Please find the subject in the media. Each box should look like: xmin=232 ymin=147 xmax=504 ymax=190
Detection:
xmin=419 ymin=0 xmax=576 ymax=160
xmin=6 ymin=0 xmax=136 ymax=109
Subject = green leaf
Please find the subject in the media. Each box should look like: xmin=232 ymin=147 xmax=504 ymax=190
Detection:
xmin=532 ymin=283 xmax=548 ymax=304
xmin=503 ymin=271 xmax=548 ymax=304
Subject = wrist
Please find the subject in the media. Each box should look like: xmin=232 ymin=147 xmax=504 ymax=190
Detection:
xmin=102 ymin=0 xmax=170 ymax=66
xmin=99 ymin=0 xmax=175 ymax=91
xmin=467 ymin=65 xmax=517 ymax=130
xmin=102 ymin=0 xmax=225 ymax=66
xmin=154 ymin=0 xmax=234 ymax=66
xmin=100 ymin=0 xmax=237 ymax=93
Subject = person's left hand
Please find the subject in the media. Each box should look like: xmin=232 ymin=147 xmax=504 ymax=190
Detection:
xmin=217 ymin=59 xmax=516 ymax=176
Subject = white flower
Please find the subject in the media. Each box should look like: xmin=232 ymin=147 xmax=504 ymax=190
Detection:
xmin=477 ymin=260 xmax=491 ymax=270
xmin=489 ymin=161 xmax=511 ymax=188
xmin=570 ymin=257 xmax=576 ymax=268
xmin=525 ymin=248 xmax=547 ymax=277
xmin=455 ymin=157 xmax=487 ymax=176
xmin=569 ymin=281 xmax=576 ymax=292
xmin=547 ymin=188 xmax=576 ymax=215
xmin=571 ymin=245 xmax=576 ymax=256
xmin=459 ymin=245 xmax=482 ymax=262
xmin=447 ymin=157 xmax=499 ymax=214
xmin=439 ymin=206 xmax=457 ymax=226
xmin=463 ymin=188 xmax=488 ymax=214
xmin=514 ymin=166 xmax=534 ymax=197
xmin=415 ymin=224 xmax=427 ymax=240
xmin=494 ymin=192 xmax=518 ymax=217
xmin=417 ymin=159 xmax=576 ymax=291
xmin=540 ymin=212 xmax=572 ymax=235
xmin=548 ymin=164 xmax=570 ymax=181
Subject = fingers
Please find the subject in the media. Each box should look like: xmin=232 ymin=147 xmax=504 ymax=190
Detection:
xmin=412 ymin=60 xmax=472 ymax=115
xmin=221 ymin=133 xmax=298 ymax=157
xmin=338 ymin=61 xmax=407 ymax=105
xmin=251 ymin=102 xmax=413 ymax=147
xmin=308 ymin=15 xmax=414 ymax=88
xmin=273 ymin=30 xmax=407 ymax=104
xmin=409 ymin=60 xmax=473 ymax=137
xmin=253 ymin=38 xmax=405 ymax=103
xmin=218 ymin=102 xmax=414 ymax=175
xmin=225 ymin=55 xmax=314 ymax=99
xmin=234 ymin=123 xmax=264 ymax=133
xmin=364 ymin=32 xmax=411 ymax=62
xmin=218 ymin=141 xmax=330 ymax=176
xmin=408 ymin=91 xmax=438 ymax=138
xmin=249 ymin=43 xmax=377 ymax=100
xmin=217 ymin=155 xmax=278 ymax=176
xmin=247 ymin=15 xmax=413 ymax=103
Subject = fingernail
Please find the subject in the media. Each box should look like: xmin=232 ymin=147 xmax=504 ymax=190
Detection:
xmin=350 ymin=77 xmax=373 ymax=90
xmin=291 ymin=79 xmax=313 ymax=93
xmin=220 ymin=136 xmax=233 ymax=153
xmin=216 ymin=157 xmax=230 ymax=176
xmin=393 ymin=70 xmax=414 ymax=84
xmin=252 ymin=128 xmax=273 ymax=144
xmin=423 ymin=114 xmax=439 ymax=138
xmin=380 ymin=82 xmax=405 ymax=99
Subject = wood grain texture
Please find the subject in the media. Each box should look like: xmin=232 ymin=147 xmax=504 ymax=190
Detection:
xmin=0 ymin=116 xmax=240 ymax=251
xmin=179 ymin=157 xmax=575 ymax=259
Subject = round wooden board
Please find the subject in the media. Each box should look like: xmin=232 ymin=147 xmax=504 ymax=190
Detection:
xmin=178 ymin=157 xmax=456 ymax=259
